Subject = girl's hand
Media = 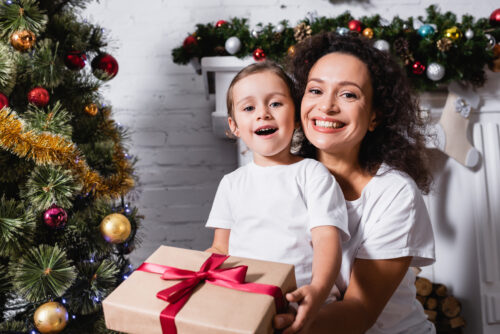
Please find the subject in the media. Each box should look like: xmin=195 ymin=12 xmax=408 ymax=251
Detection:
xmin=280 ymin=285 xmax=323 ymax=334
xmin=273 ymin=304 xmax=296 ymax=332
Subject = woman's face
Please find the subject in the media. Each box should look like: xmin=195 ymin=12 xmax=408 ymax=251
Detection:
xmin=300 ymin=52 xmax=376 ymax=157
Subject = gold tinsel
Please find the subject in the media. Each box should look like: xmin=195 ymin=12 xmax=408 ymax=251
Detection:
xmin=437 ymin=38 xmax=452 ymax=52
xmin=0 ymin=108 xmax=134 ymax=199
xmin=294 ymin=22 xmax=312 ymax=43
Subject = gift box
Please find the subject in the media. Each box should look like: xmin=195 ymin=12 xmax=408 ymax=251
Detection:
xmin=103 ymin=245 xmax=296 ymax=334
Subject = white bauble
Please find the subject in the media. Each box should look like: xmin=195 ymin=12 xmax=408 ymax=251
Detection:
xmin=373 ymin=39 xmax=390 ymax=52
xmin=225 ymin=36 xmax=241 ymax=55
xmin=275 ymin=23 xmax=285 ymax=33
xmin=426 ymin=62 xmax=445 ymax=81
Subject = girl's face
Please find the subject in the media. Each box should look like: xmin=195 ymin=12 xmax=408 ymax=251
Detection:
xmin=300 ymin=52 xmax=376 ymax=158
xmin=228 ymin=71 xmax=296 ymax=166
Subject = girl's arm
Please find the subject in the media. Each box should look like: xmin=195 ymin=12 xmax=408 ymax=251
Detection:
xmin=283 ymin=226 xmax=341 ymax=332
xmin=205 ymin=228 xmax=230 ymax=255
xmin=278 ymin=256 xmax=411 ymax=334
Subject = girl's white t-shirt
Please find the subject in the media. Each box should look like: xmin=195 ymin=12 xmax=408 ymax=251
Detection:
xmin=336 ymin=164 xmax=435 ymax=333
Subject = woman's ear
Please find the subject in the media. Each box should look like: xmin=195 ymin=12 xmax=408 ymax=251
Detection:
xmin=368 ymin=110 xmax=378 ymax=132
xmin=228 ymin=117 xmax=240 ymax=137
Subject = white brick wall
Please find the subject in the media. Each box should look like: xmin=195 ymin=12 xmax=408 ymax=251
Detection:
xmin=83 ymin=0 xmax=495 ymax=267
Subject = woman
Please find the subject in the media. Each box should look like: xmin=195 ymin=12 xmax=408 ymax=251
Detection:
xmin=274 ymin=32 xmax=436 ymax=333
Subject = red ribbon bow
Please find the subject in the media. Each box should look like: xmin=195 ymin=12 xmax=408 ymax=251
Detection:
xmin=137 ymin=253 xmax=285 ymax=334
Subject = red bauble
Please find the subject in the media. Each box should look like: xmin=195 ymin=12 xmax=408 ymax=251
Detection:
xmin=253 ymin=48 xmax=266 ymax=61
xmin=0 ymin=92 xmax=8 ymax=109
xmin=183 ymin=35 xmax=197 ymax=49
xmin=64 ymin=51 xmax=87 ymax=70
xmin=215 ymin=20 xmax=228 ymax=28
xmin=91 ymin=53 xmax=119 ymax=81
xmin=490 ymin=9 xmax=500 ymax=26
xmin=43 ymin=204 xmax=68 ymax=229
xmin=412 ymin=61 xmax=426 ymax=75
xmin=348 ymin=20 xmax=362 ymax=33
xmin=27 ymin=87 xmax=50 ymax=107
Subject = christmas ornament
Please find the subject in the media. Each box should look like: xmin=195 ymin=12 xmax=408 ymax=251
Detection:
xmin=84 ymin=103 xmax=99 ymax=116
xmin=43 ymin=204 xmax=68 ymax=229
xmin=437 ymin=38 xmax=453 ymax=52
xmin=251 ymin=29 xmax=261 ymax=38
xmin=485 ymin=34 xmax=496 ymax=50
xmin=294 ymin=22 xmax=312 ymax=42
xmin=426 ymin=62 xmax=446 ymax=81
xmin=64 ymin=51 xmax=86 ymax=70
xmin=0 ymin=92 xmax=8 ymax=109
xmin=489 ymin=44 xmax=500 ymax=72
xmin=224 ymin=36 xmax=241 ymax=55
xmin=214 ymin=46 xmax=225 ymax=55
xmin=215 ymin=20 xmax=227 ymax=28
xmin=10 ymin=30 xmax=36 ymax=52
xmin=91 ymin=53 xmax=119 ymax=81
xmin=417 ymin=24 xmax=435 ymax=38
xmin=252 ymin=48 xmax=266 ymax=61
xmin=336 ymin=27 xmax=349 ymax=36
xmin=275 ymin=23 xmax=285 ymax=33
xmin=465 ymin=29 xmax=474 ymax=40
xmin=287 ymin=45 xmax=296 ymax=57
xmin=348 ymin=20 xmax=362 ymax=33
xmin=490 ymin=8 xmax=500 ymax=26
xmin=444 ymin=26 xmax=462 ymax=41
xmin=34 ymin=301 xmax=68 ymax=334
xmin=28 ymin=87 xmax=50 ymax=107
xmin=412 ymin=61 xmax=425 ymax=75
xmin=362 ymin=28 xmax=374 ymax=39
xmin=183 ymin=35 xmax=197 ymax=49
xmin=100 ymin=213 xmax=132 ymax=244
xmin=373 ymin=39 xmax=390 ymax=52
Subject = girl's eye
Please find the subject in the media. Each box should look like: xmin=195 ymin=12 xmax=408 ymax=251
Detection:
xmin=341 ymin=92 xmax=357 ymax=99
xmin=270 ymin=101 xmax=283 ymax=108
xmin=243 ymin=106 xmax=254 ymax=112
xmin=308 ymin=88 xmax=322 ymax=95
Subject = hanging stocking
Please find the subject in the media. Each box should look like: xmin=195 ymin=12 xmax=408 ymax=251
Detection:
xmin=433 ymin=82 xmax=481 ymax=168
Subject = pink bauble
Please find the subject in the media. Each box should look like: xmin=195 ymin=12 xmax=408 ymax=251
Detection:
xmin=43 ymin=204 xmax=68 ymax=229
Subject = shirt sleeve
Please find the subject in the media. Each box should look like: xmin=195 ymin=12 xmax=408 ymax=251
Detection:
xmin=305 ymin=164 xmax=350 ymax=242
xmin=205 ymin=176 xmax=234 ymax=229
xmin=357 ymin=182 xmax=435 ymax=267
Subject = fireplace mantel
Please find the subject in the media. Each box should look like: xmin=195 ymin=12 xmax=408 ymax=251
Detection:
xmin=201 ymin=56 xmax=500 ymax=334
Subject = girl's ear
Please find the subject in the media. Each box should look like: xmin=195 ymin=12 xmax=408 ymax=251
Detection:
xmin=228 ymin=117 xmax=240 ymax=137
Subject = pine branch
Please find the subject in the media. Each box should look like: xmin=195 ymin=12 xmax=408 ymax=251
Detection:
xmin=0 ymin=42 xmax=17 ymax=95
xmin=28 ymin=38 xmax=66 ymax=88
xmin=0 ymin=196 xmax=36 ymax=258
xmin=21 ymin=164 xmax=81 ymax=211
xmin=24 ymin=100 xmax=73 ymax=138
xmin=0 ymin=0 xmax=48 ymax=39
xmin=12 ymin=244 xmax=77 ymax=302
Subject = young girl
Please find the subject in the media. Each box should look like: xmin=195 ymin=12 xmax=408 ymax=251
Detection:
xmin=205 ymin=62 xmax=349 ymax=332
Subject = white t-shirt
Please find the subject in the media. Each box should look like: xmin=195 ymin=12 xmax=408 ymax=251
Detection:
xmin=206 ymin=158 xmax=349 ymax=289
xmin=335 ymin=164 xmax=435 ymax=333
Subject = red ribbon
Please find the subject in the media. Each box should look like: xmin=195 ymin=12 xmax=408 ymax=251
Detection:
xmin=136 ymin=253 xmax=285 ymax=334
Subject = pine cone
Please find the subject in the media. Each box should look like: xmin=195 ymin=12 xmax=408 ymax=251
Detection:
xmin=294 ymin=22 xmax=312 ymax=43
xmin=214 ymin=46 xmax=226 ymax=55
xmin=469 ymin=71 xmax=486 ymax=87
xmin=393 ymin=37 xmax=410 ymax=55
xmin=437 ymin=38 xmax=452 ymax=52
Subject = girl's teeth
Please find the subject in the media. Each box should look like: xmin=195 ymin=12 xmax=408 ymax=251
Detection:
xmin=315 ymin=120 xmax=344 ymax=128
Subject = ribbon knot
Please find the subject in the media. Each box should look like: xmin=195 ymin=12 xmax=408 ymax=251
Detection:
xmin=137 ymin=253 xmax=285 ymax=334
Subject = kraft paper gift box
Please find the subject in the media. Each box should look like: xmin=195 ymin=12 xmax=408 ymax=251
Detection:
xmin=103 ymin=245 xmax=297 ymax=334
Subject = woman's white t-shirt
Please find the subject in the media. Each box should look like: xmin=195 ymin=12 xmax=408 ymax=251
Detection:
xmin=335 ymin=164 xmax=435 ymax=333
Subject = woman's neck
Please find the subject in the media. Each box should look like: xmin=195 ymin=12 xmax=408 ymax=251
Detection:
xmin=317 ymin=150 xmax=374 ymax=201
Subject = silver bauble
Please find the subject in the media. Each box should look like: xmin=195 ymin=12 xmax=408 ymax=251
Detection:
xmin=275 ymin=23 xmax=285 ymax=33
xmin=225 ymin=36 xmax=241 ymax=55
xmin=336 ymin=27 xmax=349 ymax=36
xmin=465 ymin=29 xmax=474 ymax=40
xmin=251 ymin=29 xmax=261 ymax=38
xmin=485 ymin=33 xmax=496 ymax=50
xmin=426 ymin=62 xmax=445 ymax=81
xmin=373 ymin=39 xmax=390 ymax=52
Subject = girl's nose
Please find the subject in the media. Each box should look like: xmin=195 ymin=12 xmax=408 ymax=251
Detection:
xmin=256 ymin=107 xmax=272 ymax=120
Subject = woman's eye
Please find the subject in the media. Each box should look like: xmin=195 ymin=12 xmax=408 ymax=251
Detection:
xmin=308 ymin=88 xmax=321 ymax=95
xmin=270 ymin=101 xmax=282 ymax=108
xmin=243 ymin=106 xmax=254 ymax=112
xmin=341 ymin=92 xmax=357 ymax=99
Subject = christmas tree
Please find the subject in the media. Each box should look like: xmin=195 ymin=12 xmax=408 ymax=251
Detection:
xmin=0 ymin=1 xmax=141 ymax=333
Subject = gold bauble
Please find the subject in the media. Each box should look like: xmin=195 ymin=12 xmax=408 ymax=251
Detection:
xmin=444 ymin=26 xmax=462 ymax=41
xmin=100 ymin=213 xmax=131 ymax=243
xmin=10 ymin=30 xmax=36 ymax=52
xmin=84 ymin=103 xmax=98 ymax=116
xmin=362 ymin=28 xmax=374 ymax=39
xmin=287 ymin=45 xmax=296 ymax=57
xmin=489 ymin=44 xmax=500 ymax=72
xmin=34 ymin=302 xmax=68 ymax=334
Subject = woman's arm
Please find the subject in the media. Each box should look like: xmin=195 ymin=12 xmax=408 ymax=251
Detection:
xmin=205 ymin=228 xmax=230 ymax=254
xmin=278 ymin=256 xmax=412 ymax=334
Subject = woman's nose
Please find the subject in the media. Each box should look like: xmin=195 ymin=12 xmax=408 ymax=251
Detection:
xmin=319 ymin=95 xmax=338 ymax=113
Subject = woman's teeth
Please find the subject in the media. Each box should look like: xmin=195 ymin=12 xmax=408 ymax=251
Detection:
xmin=315 ymin=120 xmax=344 ymax=128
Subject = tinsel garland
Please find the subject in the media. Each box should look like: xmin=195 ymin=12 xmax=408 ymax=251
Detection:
xmin=172 ymin=5 xmax=500 ymax=91
xmin=0 ymin=108 xmax=134 ymax=199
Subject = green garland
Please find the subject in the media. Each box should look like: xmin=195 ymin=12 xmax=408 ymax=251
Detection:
xmin=172 ymin=5 xmax=500 ymax=92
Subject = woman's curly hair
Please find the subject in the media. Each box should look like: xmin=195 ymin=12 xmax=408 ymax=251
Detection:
xmin=287 ymin=32 xmax=432 ymax=193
